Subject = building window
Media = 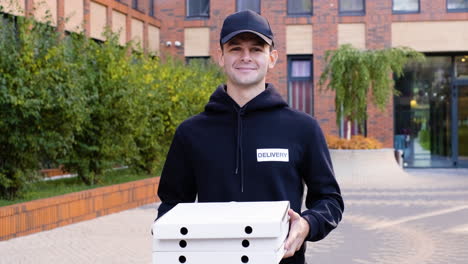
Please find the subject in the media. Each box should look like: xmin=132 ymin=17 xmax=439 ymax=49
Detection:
xmin=237 ymin=0 xmax=260 ymax=14
xmin=393 ymin=0 xmax=419 ymax=13
xmin=132 ymin=0 xmax=138 ymax=9
xmin=455 ymin=55 xmax=468 ymax=79
xmin=339 ymin=0 xmax=365 ymax=15
xmin=187 ymin=0 xmax=210 ymax=18
xmin=394 ymin=56 xmax=459 ymax=167
xmin=288 ymin=56 xmax=313 ymax=115
xmin=186 ymin=56 xmax=210 ymax=66
xmin=447 ymin=0 xmax=468 ymax=11
xmin=149 ymin=0 xmax=155 ymax=16
xmin=288 ymin=0 xmax=312 ymax=15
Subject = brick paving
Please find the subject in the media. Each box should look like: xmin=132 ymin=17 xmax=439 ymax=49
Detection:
xmin=0 ymin=169 xmax=467 ymax=264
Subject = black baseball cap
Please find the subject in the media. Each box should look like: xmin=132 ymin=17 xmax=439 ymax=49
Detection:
xmin=220 ymin=10 xmax=274 ymax=47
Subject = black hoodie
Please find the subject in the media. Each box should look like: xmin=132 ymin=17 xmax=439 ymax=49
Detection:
xmin=157 ymin=84 xmax=344 ymax=264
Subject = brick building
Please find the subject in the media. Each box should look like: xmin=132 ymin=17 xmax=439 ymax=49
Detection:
xmin=1 ymin=0 xmax=468 ymax=167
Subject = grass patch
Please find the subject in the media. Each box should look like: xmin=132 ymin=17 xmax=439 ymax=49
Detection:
xmin=0 ymin=168 xmax=160 ymax=207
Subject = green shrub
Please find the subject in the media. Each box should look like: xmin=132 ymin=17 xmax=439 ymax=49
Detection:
xmin=59 ymin=33 xmax=144 ymax=185
xmin=130 ymin=58 xmax=225 ymax=174
xmin=0 ymin=9 xmax=225 ymax=199
xmin=418 ymin=129 xmax=430 ymax=151
xmin=0 ymin=15 xmax=87 ymax=198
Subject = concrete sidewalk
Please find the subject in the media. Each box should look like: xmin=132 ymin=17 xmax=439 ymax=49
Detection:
xmin=0 ymin=169 xmax=467 ymax=263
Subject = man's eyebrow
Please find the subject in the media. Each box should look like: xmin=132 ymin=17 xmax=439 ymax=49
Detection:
xmin=226 ymin=40 xmax=241 ymax=46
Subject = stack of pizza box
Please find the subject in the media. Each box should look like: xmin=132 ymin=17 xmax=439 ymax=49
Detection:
xmin=152 ymin=201 xmax=290 ymax=264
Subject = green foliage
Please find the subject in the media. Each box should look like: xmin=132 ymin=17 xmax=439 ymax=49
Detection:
xmin=318 ymin=44 xmax=424 ymax=132
xmin=418 ymin=129 xmax=430 ymax=151
xmin=130 ymin=58 xmax=224 ymax=174
xmin=0 ymin=11 xmax=224 ymax=199
xmin=0 ymin=14 xmax=87 ymax=198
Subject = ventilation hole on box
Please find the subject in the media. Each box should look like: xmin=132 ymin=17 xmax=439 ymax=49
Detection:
xmin=180 ymin=227 xmax=188 ymax=235
xmin=241 ymin=255 xmax=249 ymax=263
xmin=242 ymin=239 xmax=250 ymax=248
xmin=179 ymin=240 xmax=187 ymax=248
xmin=244 ymin=226 xmax=252 ymax=234
xmin=179 ymin=255 xmax=186 ymax=263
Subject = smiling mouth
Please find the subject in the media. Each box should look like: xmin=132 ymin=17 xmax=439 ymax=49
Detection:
xmin=235 ymin=67 xmax=256 ymax=71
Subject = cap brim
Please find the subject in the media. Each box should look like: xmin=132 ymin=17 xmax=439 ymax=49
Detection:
xmin=221 ymin=30 xmax=273 ymax=46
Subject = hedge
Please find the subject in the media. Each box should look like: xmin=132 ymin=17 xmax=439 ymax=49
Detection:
xmin=0 ymin=12 xmax=225 ymax=199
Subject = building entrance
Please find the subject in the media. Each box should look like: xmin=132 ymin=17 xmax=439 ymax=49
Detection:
xmin=394 ymin=55 xmax=468 ymax=168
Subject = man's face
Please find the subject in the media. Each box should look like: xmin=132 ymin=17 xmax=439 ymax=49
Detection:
xmin=218 ymin=33 xmax=278 ymax=89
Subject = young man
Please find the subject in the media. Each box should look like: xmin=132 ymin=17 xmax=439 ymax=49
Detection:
xmin=156 ymin=10 xmax=344 ymax=264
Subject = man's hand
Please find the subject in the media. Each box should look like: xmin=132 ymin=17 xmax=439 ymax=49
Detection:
xmin=283 ymin=209 xmax=310 ymax=259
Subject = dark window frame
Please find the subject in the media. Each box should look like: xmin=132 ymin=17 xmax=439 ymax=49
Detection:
xmin=392 ymin=0 xmax=420 ymax=14
xmin=338 ymin=0 xmax=366 ymax=16
xmin=287 ymin=55 xmax=314 ymax=116
xmin=186 ymin=0 xmax=210 ymax=19
xmin=236 ymin=0 xmax=261 ymax=14
xmin=115 ymin=0 xmax=128 ymax=6
xmin=185 ymin=56 xmax=211 ymax=66
xmin=149 ymin=0 xmax=155 ymax=17
xmin=447 ymin=0 xmax=468 ymax=12
xmin=287 ymin=0 xmax=313 ymax=16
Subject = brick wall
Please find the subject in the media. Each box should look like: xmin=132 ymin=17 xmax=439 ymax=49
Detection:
xmin=156 ymin=0 xmax=468 ymax=147
xmin=6 ymin=0 xmax=466 ymax=147
xmin=0 ymin=177 xmax=160 ymax=241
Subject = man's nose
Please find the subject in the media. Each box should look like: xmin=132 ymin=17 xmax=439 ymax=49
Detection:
xmin=240 ymin=49 xmax=252 ymax=61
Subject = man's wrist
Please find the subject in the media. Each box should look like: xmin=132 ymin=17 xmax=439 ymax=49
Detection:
xmin=300 ymin=216 xmax=311 ymax=239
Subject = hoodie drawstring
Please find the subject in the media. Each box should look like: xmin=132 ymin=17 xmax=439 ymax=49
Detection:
xmin=235 ymin=108 xmax=245 ymax=193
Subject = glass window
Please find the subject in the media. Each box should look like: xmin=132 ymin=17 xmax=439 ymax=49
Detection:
xmin=447 ymin=0 xmax=468 ymax=11
xmin=339 ymin=0 xmax=365 ymax=15
xmin=291 ymin=61 xmax=311 ymax=77
xmin=393 ymin=0 xmax=419 ymax=13
xmin=187 ymin=0 xmax=210 ymax=18
xmin=394 ymin=57 xmax=453 ymax=167
xmin=288 ymin=56 xmax=314 ymax=115
xmin=186 ymin=56 xmax=210 ymax=66
xmin=288 ymin=0 xmax=312 ymax=15
xmin=455 ymin=56 xmax=468 ymax=79
xmin=149 ymin=0 xmax=155 ymax=16
xmin=237 ymin=0 xmax=260 ymax=13
xmin=132 ymin=0 xmax=138 ymax=9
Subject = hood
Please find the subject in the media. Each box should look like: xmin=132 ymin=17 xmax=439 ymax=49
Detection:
xmin=205 ymin=83 xmax=288 ymax=113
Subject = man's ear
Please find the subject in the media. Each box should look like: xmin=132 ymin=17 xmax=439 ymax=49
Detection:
xmin=268 ymin=49 xmax=278 ymax=69
xmin=217 ymin=48 xmax=224 ymax=67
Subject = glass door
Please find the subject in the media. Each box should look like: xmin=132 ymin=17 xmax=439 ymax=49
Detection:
xmin=394 ymin=57 xmax=453 ymax=167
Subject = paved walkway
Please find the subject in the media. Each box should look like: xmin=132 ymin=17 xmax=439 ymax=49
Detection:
xmin=0 ymin=169 xmax=467 ymax=263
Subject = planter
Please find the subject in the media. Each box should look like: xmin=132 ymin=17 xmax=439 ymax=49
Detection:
xmin=329 ymin=148 xmax=409 ymax=184
xmin=40 ymin=167 xmax=69 ymax=178
xmin=0 ymin=177 xmax=160 ymax=241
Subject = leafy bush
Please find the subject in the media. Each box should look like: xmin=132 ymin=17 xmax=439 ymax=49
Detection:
xmin=418 ymin=129 xmax=430 ymax=151
xmin=0 ymin=11 xmax=225 ymax=198
xmin=130 ymin=58 xmax=224 ymax=174
xmin=0 ymin=15 xmax=87 ymax=198
xmin=325 ymin=135 xmax=383 ymax=149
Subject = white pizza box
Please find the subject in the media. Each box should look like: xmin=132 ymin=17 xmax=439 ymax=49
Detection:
xmin=152 ymin=246 xmax=286 ymax=264
xmin=153 ymin=201 xmax=290 ymax=240
xmin=153 ymin=218 xmax=288 ymax=251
